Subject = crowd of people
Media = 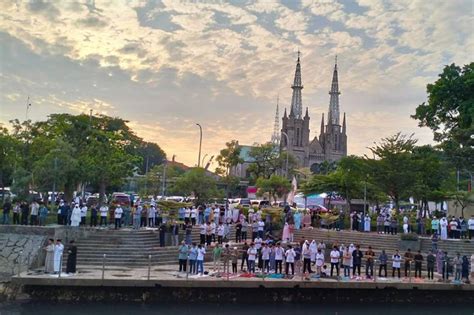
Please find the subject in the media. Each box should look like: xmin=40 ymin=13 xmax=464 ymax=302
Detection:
xmin=177 ymin=236 xmax=474 ymax=283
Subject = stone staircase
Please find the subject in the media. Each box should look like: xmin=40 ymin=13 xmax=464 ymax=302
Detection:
xmin=63 ymin=224 xmax=242 ymax=268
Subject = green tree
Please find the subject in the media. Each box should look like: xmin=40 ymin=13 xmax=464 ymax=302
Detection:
xmin=412 ymin=63 xmax=474 ymax=170
xmin=256 ymin=175 xmax=291 ymax=203
xmin=137 ymin=141 xmax=166 ymax=174
xmin=247 ymin=143 xmax=296 ymax=181
xmin=215 ymin=140 xmax=243 ymax=176
xmin=173 ymin=168 xmax=222 ymax=204
xmin=0 ymin=126 xmax=20 ymax=201
xmin=367 ymin=133 xmax=418 ymax=210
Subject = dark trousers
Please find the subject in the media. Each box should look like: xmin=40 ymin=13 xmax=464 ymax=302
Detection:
xmin=252 ymin=232 xmax=257 ymax=240
xmin=331 ymin=262 xmax=339 ymax=277
xmin=100 ymin=216 xmax=107 ymax=226
xmin=140 ymin=217 xmax=147 ymax=227
xmin=427 ymin=266 xmax=434 ymax=279
xmin=189 ymin=260 xmax=196 ymax=274
xmin=390 ymin=227 xmax=397 ymax=235
xmin=366 ymin=262 xmax=373 ymax=277
xmin=21 ymin=213 xmax=28 ymax=225
xmin=217 ymin=236 xmax=223 ymax=244
xmin=285 ymin=262 xmax=294 ymax=275
xmin=90 ymin=215 xmax=97 ymax=227
xmin=179 ymin=259 xmax=187 ymax=272
xmin=264 ymin=259 xmax=270 ymax=273
xmin=236 ymin=231 xmax=241 ymax=243
xmin=442 ymin=265 xmax=449 ymax=280
xmin=275 ymin=260 xmax=283 ymax=274
xmin=393 ymin=267 xmax=401 ymax=278
xmin=57 ymin=214 xmax=62 ymax=225
xmin=404 ymin=262 xmax=411 ymax=277
xmin=13 ymin=213 xmax=20 ymax=225
xmin=232 ymin=263 xmax=237 ymax=273
xmin=469 ymin=229 xmax=474 ymax=239
xmin=379 ymin=264 xmax=387 ymax=277
xmin=241 ymin=231 xmax=247 ymax=241
xmin=30 ymin=215 xmax=37 ymax=225
xmin=415 ymin=263 xmax=422 ymax=277
xmin=303 ymin=258 xmax=312 ymax=273
xmin=191 ymin=218 xmax=196 ymax=226
xmin=115 ymin=218 xmax=121 ymax=229
xmin=353 ymin=264 xmax=361 ymax=276
xmin=80 ymin=217 xmax=86 ymax=226
xmin=384 ymin=226 xmax=390 ymax=234
xmin=200 ymin=234 xmax=205 ymax=244
xmin=206 ymin=235 xmax=212 ymax=246
xmin=241 ymin=256 xmax=248 ymax=270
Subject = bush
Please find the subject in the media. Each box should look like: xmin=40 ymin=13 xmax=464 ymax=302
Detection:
xmin=400 ymin=233 xmax=419 ymax=241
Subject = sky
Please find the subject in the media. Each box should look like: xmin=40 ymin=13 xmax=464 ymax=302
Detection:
xmin=1 ymin=0 xmax=473 ymax=168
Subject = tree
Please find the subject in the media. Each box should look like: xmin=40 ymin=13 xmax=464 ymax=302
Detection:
xmin=173 ymin=168 xmax=222 ymax=204
xmin=0 ymin=127 xmax=20 ymax=201
xmin=136 ymin=141 xmax=166 ymax=174
xmin=412 ymin=63 xmax=474 ymax=170
xmin=215 ymin=140 xmax=243 ymax=176
xmin=256 ymin=175 xmax=291 ymax=203
xmin=450 ymin=191 xmax=474 ymax=218
xmin=247 ymin=143 xmax=296 ymax=181
xmin=411 ymin=145 xmax=455 ymax=217
xmin=367 ymin=133 xmax=418 ymax=210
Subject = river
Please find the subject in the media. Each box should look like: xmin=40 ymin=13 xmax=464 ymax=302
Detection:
xmin=0 ymin=302 xmax=472 ymax=315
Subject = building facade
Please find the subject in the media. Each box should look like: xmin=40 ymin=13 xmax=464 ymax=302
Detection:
xmin=281 ymin=54 xmax=347 ymax=170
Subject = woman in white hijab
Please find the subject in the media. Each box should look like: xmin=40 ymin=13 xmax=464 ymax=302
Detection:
xmin=71 ymin=204 xmax=82 ymax=227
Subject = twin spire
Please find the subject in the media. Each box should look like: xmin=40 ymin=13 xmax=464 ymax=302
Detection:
xmin=287 ymin=52 xmax=345 ymax=134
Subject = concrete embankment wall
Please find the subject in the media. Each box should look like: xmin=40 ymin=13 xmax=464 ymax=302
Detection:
xmin=19 ymin=285 xmax=474 ymax=304
xmin=0 ymin=226 xmax=92 ymax=280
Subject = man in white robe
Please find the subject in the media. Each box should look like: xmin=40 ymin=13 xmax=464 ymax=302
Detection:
xmin=440 ymin=217 xmax=448 ymax=240
xmin=71 ymin=204 xmax=82 ymax=227
xmin=53 ymin=239 xmax=64 ymax=273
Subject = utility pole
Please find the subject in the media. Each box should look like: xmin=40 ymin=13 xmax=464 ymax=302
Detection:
xmin=162 ymin=161 xmax=167 ymax=198
xmin=363 ymin=175 xmax=367 ymax=216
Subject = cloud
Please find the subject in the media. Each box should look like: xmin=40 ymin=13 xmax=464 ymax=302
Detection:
xmin=0 ymin=0 xmax=471 ymax=167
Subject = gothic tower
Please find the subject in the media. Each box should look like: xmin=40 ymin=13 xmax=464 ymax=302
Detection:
xmin=322 ymin=57 xmax=347 ymax=161
xmin=281 ymin=52 xmax=310 ymax=166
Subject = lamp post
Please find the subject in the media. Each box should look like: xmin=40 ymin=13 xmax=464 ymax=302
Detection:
xmin=363 ymin=174 xmax=368 ymax=216
xmin=196 ymin=123 xmax=202 ymax=167
xmin=281 ymin=132 xmax=289 ymax=178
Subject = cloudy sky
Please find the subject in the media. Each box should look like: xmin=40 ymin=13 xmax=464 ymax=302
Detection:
xmin=1 ymin=0 xmax=472 ymax=168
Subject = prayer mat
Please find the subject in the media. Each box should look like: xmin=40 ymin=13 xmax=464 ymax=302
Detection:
xmin=239 ymin=273 xmax=256 ymax=278
xmin=267 ymin=274 xmax=285 ymax=279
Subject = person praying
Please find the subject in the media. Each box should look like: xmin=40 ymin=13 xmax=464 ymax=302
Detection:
xmin=44 ymin=239 xmax=55 ymax=274
xmin=66 ymin=240 xmax=77 ymax=274
xmin=53 ymin=239 xmax=64 ymax=274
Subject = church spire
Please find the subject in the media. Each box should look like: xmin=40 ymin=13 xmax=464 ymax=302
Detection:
xmin=320 ymin=113 xmax=325 ymax=136
xmin=342 ymin=112 xmax=346 ymax=134
xmin=271 ymin=96 xmax=281 ymax=145
xmin=328 ymin=55 xmax=340 ymax=126
xmin=290 ymin=51 xmax=303 ymax=119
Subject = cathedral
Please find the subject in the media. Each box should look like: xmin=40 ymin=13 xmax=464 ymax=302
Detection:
xmin=279 ymin=53 xmax=347 ymax=169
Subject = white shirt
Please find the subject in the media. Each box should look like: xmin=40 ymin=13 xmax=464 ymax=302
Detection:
xmin=217 ymin=225 xmax=224 ymax=236
xmin=185 ymin=208 xmax=191 ymax=218
xmin=191 ymin=208 xmax=197 ymax=218
xmin=392 ymin=254 xmax=401 ymax=268
xmin=200 ymin=224 xmax=207 ymax=234
xmin=197 ymin=248 xmax=206 ymax=261
xmin=148 ymin=207 xmax=156 ymax=218
xmin=258 ymin=221 xmax=265 ymax=231
xmin=285 ymin=249 xmax=296 ymax=263
xmin=247 ymin=247 xmax=257 ymax=261
xmin=275 ymin=247 xmax=284 ymax=260
xmin=210 ymin=222 xmax=216 ymax=233
xmin=330 ymin=250 xmax=340 ymax=263
xmin=261 ymin=247 xmax=271 ymax=260
xmin=81 ymin=206 xmax=87 ymax=217
xmin=468 ymin=218 xmax=474 ymax=230
xmin=315 ymin=252 xmax=325 ymax=267
xmin=100 ymin=206 xmax=108 ymax=217
xmin=114 ymin=207 xmax=123 ymax=219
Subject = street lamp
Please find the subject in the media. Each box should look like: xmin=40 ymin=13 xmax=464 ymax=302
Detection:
xmin=281 ymin=131 xmax=289 ymax=178
xmin=196 ymin=123 xmax=202 ymax=168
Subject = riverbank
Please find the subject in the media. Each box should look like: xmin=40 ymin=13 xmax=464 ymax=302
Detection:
xmin=9 ymin=265 xmax=474 ymax=304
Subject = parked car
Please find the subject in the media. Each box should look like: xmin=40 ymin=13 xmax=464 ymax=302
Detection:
xmin=111 ymin=192 xmax=131 ymax=206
